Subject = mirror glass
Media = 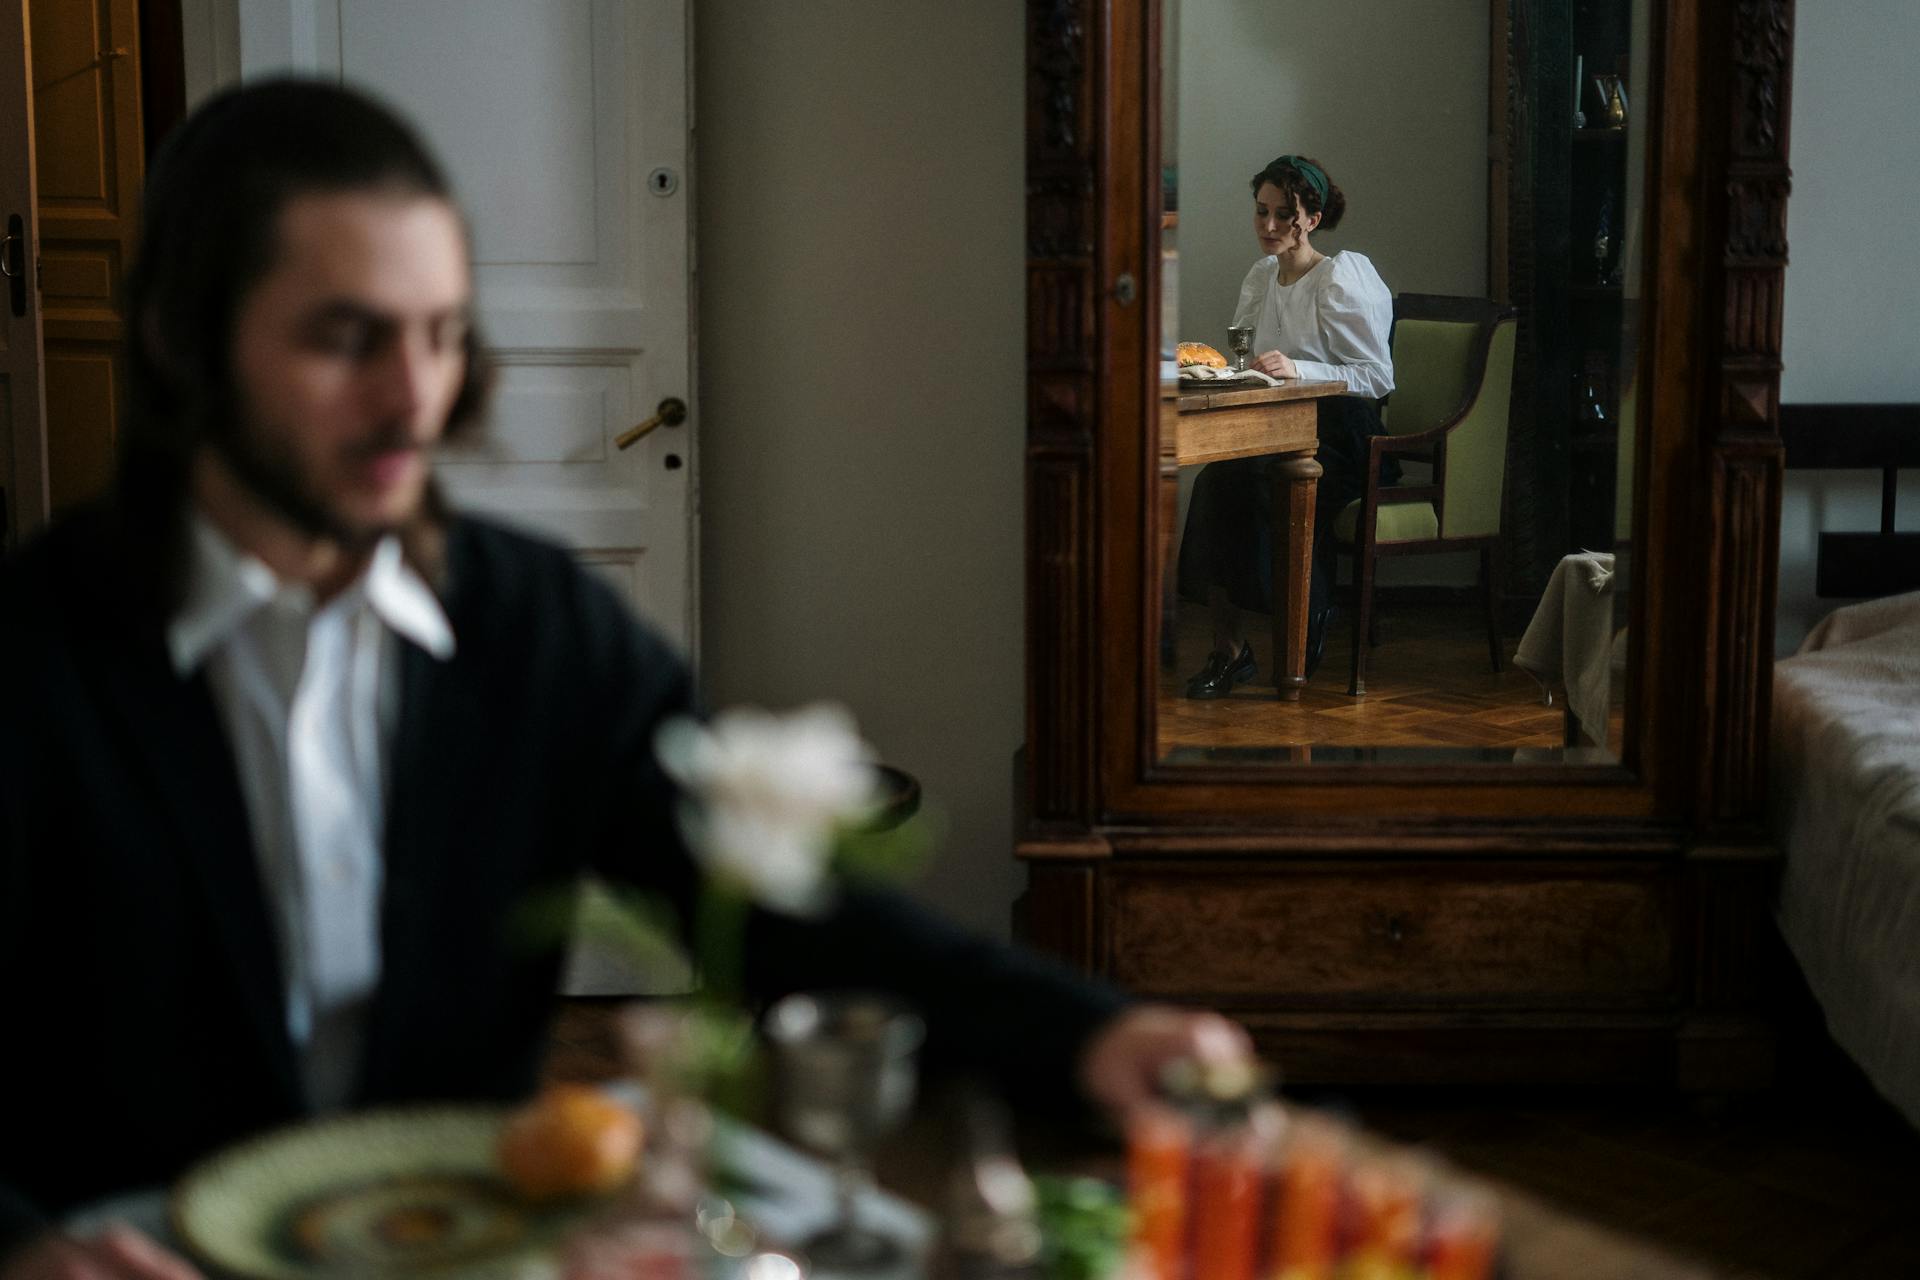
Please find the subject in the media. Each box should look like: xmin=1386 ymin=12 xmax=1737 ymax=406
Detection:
xmin=1156 ymin=0 xmax=1651 ymax=766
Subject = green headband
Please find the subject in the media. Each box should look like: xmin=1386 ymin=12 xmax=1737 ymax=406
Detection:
xmin=1279 ymin=155 xmax=1329 ymax=209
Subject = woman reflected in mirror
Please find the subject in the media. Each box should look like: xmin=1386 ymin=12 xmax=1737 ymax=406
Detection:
xmin=1177 ymin=155 xmax=1396 ymax=697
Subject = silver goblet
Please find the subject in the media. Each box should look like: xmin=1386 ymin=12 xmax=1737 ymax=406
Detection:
xmin=1226 ymin=325 xmax=1255 ymax=372
xmin=765 ymin=992 xmax=924 ymax=1270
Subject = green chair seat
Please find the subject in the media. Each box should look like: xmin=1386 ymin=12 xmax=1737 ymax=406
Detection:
xmin=1335 ymin=498 xmax=1438 ymax=544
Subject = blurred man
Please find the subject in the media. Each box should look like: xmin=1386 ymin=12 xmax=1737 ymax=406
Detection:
xmin=0 ymin=80 xmax=1248 ymax=1278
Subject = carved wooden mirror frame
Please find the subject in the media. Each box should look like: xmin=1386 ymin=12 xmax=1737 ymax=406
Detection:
xmin=1019 ymin=0 xmax=1794 ymax=1086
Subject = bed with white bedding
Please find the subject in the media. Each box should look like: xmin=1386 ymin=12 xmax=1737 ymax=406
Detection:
xmin=1771 ymin=590 xmax=1920 ymax=1127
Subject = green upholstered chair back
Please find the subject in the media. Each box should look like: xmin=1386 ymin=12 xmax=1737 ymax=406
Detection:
xmin=1382 ymin=319 xmax=1481 ymax=438
xmin=1377 ymin=302 xmax=1517 ymax=541
xmin=1437 ymin=316 xmax=1515 ymax=540
xmin=1615 ymin=375 xmax=1637 ymax=543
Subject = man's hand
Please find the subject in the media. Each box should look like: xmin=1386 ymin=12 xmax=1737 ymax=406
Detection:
xmin=1077 ymin=1004 xmax=1256 ymax=1119
xmin=1 ymin=1227 xmax=202 ymax=1280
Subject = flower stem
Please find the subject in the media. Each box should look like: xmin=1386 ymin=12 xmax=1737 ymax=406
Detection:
xmin=696 ymin=886 xmax=746 ymax=1007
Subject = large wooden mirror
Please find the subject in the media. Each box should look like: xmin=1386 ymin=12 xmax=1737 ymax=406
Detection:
xmin=1157 ymin=0 xmax=1652 ymax=765
xmin=1019 ymin=0 xmax=1793 ymax=1088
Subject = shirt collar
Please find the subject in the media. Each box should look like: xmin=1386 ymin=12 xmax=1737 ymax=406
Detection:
xmin=167 ymin=516 xmax=456 ymax=676
xmin=362 ymin=535 xmax=457 ymax=663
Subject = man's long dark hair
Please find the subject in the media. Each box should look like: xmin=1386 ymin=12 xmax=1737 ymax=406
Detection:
xmin=119 ymin=77 xmax=492 ymax=613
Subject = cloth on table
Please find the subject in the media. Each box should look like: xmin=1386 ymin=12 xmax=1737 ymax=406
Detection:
xmin=1512 ymin=551 xmax=1624 ymax=745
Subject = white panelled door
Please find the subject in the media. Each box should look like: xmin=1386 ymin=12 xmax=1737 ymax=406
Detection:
xmin=202 ymin=0 xmax=697 ymax=994
xmin=207 ymin=0 xmax=697 ymax=652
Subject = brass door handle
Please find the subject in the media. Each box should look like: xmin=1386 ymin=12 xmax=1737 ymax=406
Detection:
xmin=615 ymin=397 xmax=687 ymax=450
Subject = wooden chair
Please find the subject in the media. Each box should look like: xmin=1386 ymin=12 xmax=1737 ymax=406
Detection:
xmin=1336 ymin=294 xmax=1518 ymax=696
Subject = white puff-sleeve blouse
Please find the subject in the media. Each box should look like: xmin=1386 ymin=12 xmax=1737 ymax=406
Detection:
xmin=1232 ymin=250 xmax=1395 ymax=400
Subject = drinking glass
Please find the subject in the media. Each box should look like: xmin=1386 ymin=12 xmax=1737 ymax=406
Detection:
xmin=1226 ymin=326 xmax=1255 ymax=372
xmin=765 ymin=992 xmax=924 ymax=1270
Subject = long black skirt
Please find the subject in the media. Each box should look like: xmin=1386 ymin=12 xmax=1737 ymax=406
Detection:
xmin=1176 ymin=394 xmax=1392 ymax=618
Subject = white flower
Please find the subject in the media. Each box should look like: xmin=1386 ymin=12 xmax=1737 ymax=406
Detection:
xmin=655 ymin=704 xmax=881 ymax=916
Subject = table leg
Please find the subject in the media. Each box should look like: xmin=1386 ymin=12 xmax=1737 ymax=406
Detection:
xmin=1269 ymin=454 xmax=1322 ymax=701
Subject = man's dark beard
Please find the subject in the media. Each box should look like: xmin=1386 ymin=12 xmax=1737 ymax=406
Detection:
xmin=208 ymin=415 xmax=414 ymax=550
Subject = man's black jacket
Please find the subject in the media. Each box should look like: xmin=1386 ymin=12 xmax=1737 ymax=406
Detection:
xmin=0 ymin=507 xmax=1124 ymax=1257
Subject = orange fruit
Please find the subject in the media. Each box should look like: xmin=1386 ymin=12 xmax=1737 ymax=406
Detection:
xmin=497 ymin=1085 xmax=644 ymax=1202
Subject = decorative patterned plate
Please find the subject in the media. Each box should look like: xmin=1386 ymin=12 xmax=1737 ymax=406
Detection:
xmin=169 ymin=1106 xmax=586 ymax=1279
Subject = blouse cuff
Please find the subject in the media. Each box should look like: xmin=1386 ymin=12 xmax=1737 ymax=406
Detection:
xmin=1292 ymin=359 xmax=1363 ymax=394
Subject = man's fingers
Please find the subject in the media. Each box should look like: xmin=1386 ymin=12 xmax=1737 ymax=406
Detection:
xmin=88 ymin=1228 xmax=202 ymax=1280
xmin=1079 ymin=1005 xmax=1261 ymax=1119
xmin=0 ymin=1231 xmax=160 ymax=1280
xmin=1190 ymin=1011 xmax=1255 ymax=1063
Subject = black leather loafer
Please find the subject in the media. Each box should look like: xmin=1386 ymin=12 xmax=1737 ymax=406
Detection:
xmin=1185 ymin=642 xmax=1258 ymax=699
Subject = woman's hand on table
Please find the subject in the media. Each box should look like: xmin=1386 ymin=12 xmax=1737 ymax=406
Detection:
xmin=1077 ymin=1004 xmax=1256 ymax=1119
xmin=1251 ymin=350 xmax=1299 ymax=379
xmin=1 ymin=1227 xmax=201 ymax=1280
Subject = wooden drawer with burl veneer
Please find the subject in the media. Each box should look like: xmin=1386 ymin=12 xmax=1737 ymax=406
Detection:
xmin=1103 ymin=860 xmax=1682 ymax=1013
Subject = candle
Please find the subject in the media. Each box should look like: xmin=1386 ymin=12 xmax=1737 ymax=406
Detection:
xmin=1425 ymin=1188 xmax=1501 ymax=1280
xmin=1347 ymin=1155 xmax=1427 ymax=1280
xmin=1574 ymin=54 xmax=1584 ymax=115
xmin=1128 ymin=1109 xmax=1193 ymax=1280
xmin=1190 ymin=1128 xmax=1260 ymax=1280
xmin=1266 ymin=1117 xmax=1348 ymax=1280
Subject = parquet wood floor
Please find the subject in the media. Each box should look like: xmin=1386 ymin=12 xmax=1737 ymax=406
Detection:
xmin=1158 ymin=600 xmax=1625 ymax=758
xmin=1320 ymin=1038 xmax=1920 ymax=1280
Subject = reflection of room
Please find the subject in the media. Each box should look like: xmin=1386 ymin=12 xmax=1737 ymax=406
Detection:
xmin=1159 ymin=0 xmax=1639 ymax=760
xmin=1025 ymin=2 xmax=1920 ymax=1268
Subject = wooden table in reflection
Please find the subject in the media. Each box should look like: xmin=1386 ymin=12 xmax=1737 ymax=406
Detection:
xmin=1161 ymin=378 xmax=1349 ymax=699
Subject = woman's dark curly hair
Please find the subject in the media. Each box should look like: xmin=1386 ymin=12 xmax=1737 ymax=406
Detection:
xmin=1248 ymin=154 xmax=1347 ymax=233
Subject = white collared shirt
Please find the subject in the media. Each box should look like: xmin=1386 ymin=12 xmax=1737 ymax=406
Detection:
xmin=167 ymin=517 xmax=455 ymax=1111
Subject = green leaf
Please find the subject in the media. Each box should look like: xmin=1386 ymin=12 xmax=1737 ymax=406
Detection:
xmin=1033 ymin=1175 xmax=1130 ymax=1280
xmin=510 ymin=881 xmax=689 ymax=975
xmin=832 ymin=807 xmax=941 ymax=884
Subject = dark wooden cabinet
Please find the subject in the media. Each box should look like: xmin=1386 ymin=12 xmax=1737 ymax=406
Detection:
xmin=1017 ymin=0 xmax=1794 ymax=1090
xmin=1497 ymin=0 xmax=1643 ymax=575
xmin=1026 ymin=838 xmax=1779 ymax=1088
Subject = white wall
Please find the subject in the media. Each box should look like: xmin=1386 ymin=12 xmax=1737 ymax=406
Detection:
xmin=693 ymin=2 xmax=1489 ymax=941
xmin=1169 ymin=0 xmax=1488 ymax=589
xmin=1776 ymin=0 xmax=1920 ymax=652
xmin=694 ymin=1 xmax=1026 ymax=937
xmin=170 ymin=4 xmax=1907 ymax=939
xmin=183 ymin=0 xmax=1031 ymax=940
xmin=1173 ymin=0 xmax=1488 ymax=355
